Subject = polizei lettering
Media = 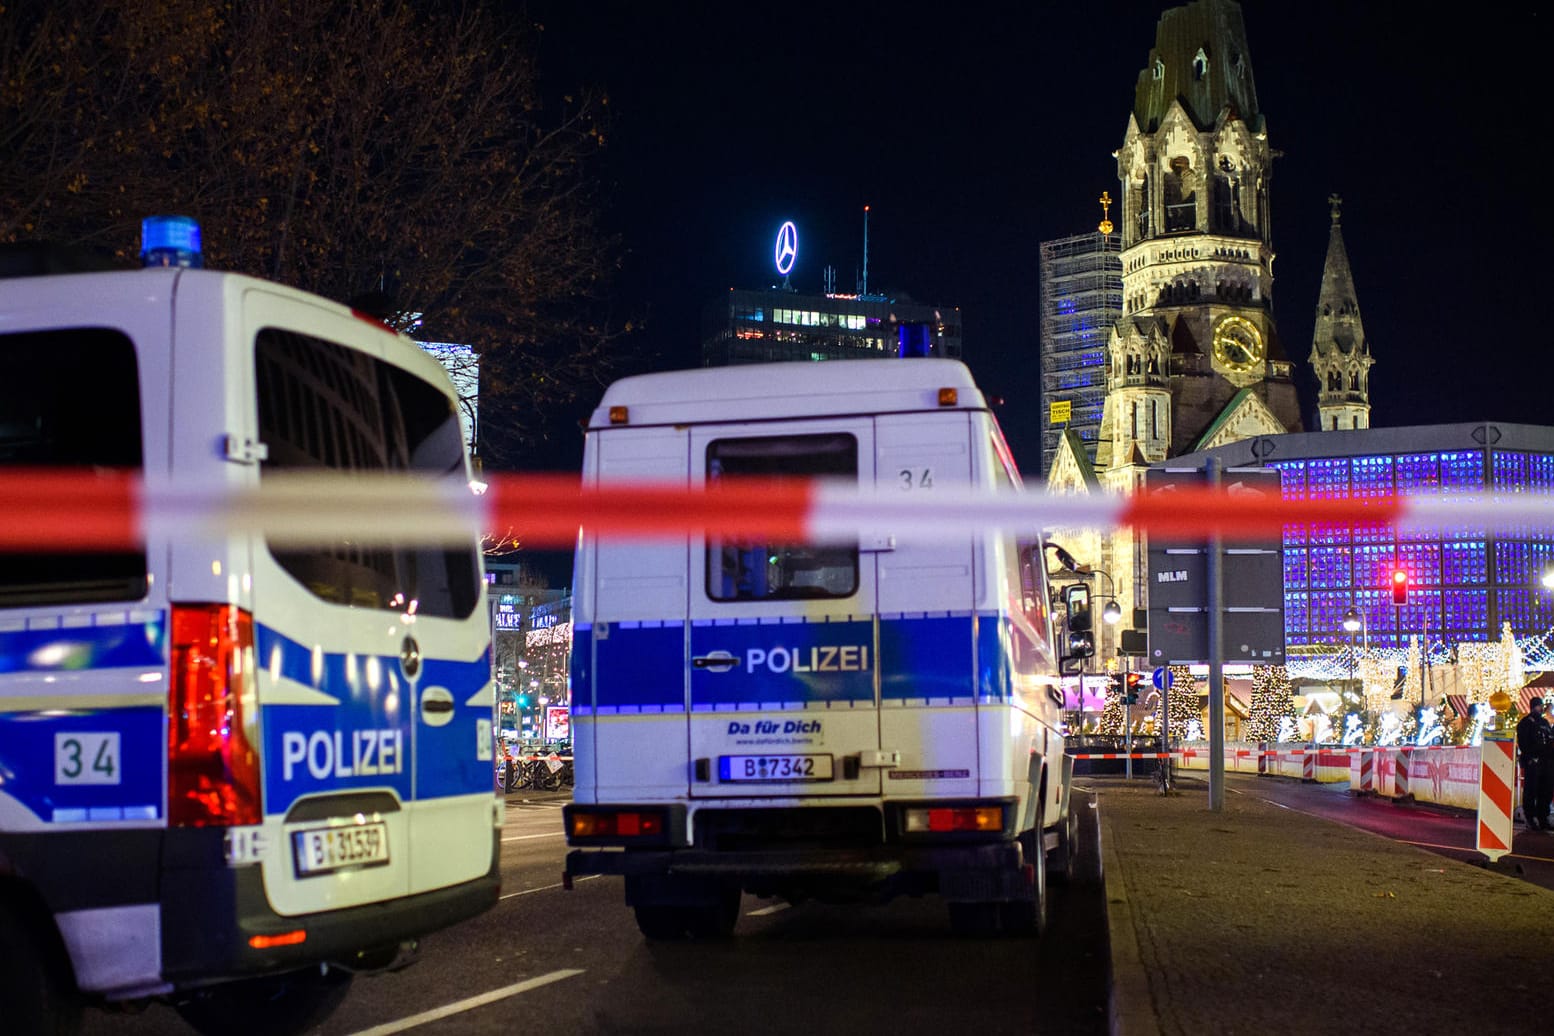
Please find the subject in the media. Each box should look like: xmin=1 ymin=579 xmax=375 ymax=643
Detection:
xmin=745 ymin=645 xmax=869 ymax=674
xmin=281 ymin=729 xmax=404 ymax=781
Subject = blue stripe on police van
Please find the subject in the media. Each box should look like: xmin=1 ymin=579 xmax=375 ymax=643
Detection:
xmin=0 ymin=707 xmax=163 ymax=823
xmin=576 ymin=611 xmax=1018 ymax=713
xmin=690 ymin=698 xmax=872 ymax=712
xmin=0 ymin=613 xmax=165 ymax=674
xmin=879 ymin=613 xmax=976 ymax=703
xmin=691 ymin=619 xmax=873 ymax=709
xmin=416 ymin=652 xmax=497 ymax=801
xmin=591 ymin=623 xmax=685 ymax=711
xmin=256 ymin=624 xmax=491 ymax=812
xmin=256 ymin=624 xmax=375 ymax=697
xmin=569 ymin=624 xmax=591 ymax=711
xmin=976 ymin=612 xmax=1012 ymax=703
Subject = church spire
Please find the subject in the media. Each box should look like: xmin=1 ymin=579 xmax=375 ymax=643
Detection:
xmin=1309 ymin=195 xmax=1374 ymax=430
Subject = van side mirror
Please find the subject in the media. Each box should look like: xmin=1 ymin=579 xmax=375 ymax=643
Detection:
xmin=1061 ymin=583 xmax=1095 ymax=663
xmin=1064 ymin=584 xmax=1093 ymax=636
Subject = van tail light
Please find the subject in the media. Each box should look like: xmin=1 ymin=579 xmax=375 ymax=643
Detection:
xmin=898 ymin=802 xmax=1008 ymax=840
xmin=567 ymin=808 xmax=666 ymax=842
xmin=169 ymin=604 xmax=262 ymax=827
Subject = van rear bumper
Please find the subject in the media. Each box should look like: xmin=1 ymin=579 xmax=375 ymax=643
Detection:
xmin=566 ymin=842 xmax=1029 ymax=902
xmin=160 ymin=830 xmax=501 ymax=986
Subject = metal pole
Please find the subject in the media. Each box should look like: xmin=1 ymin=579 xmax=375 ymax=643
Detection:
xmin=1078 ymin=658 xmax=1085 ymax=734
xmin=1207 ymin=457 xmax=1226 ymax=812
xmin=1124 ymin=660 xmax=1133 ymax=781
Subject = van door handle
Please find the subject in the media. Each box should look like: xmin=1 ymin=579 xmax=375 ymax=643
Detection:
xmin=692 ymin=652 xmax=737 ymax=670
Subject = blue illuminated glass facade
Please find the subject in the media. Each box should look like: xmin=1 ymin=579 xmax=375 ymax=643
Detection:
xmin=1174 ymin=425 xmax=1554 ymax=654
xmin=1039 ymin=232 xmax=1122 ymax=475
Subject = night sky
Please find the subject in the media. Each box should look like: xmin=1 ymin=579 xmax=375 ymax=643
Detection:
xmin=524 ymin=0 xmax=1546 ymax=479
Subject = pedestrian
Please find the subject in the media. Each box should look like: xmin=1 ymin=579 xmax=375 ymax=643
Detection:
xmin=1515 ymin=696 xmax=1554 ymax=829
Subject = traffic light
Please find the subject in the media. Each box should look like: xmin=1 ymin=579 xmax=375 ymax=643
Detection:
xmin=1391 ymin=569 xmax=1409 ymax=606
xmin=1109 ymin=674 xmax=1125 ymax=700
xmin=1124 ymin=672 xmax=1142 ymax=704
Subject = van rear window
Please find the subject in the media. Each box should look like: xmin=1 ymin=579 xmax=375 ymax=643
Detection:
xmin=0 ymin=328 xmax=147 ymax=606
xmin=255 ymin=328 xmax=480 ymax=619
xmin=705 ymin=433 xmax=858 ymax=601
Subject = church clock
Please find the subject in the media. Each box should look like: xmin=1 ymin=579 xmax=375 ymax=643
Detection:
xmin=1212 ymin=315 xmax=1265 ymax=373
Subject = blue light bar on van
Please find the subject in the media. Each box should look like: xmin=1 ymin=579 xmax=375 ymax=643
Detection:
xmin=140 ymin=215 xmax=203 ymax=269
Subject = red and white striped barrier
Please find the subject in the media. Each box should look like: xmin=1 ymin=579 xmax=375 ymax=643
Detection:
xmin=1128 ymin=742 xmax=1510 ymax=812
xmin=2 ymin=468 xmax=1553 ymax=549
xmin=1349 ymin=748 xmax=1375 ymax=794
xmin=1476 ymin=738 xmax=1515 ymax=862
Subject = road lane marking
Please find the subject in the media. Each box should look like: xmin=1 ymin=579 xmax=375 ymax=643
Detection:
xmin=342 ymin=969 xmax=585 ymax=1036
xmin=502 ymin=831 xmax=565 ymax=842
xmin=500 ymin=874 xmax=600 ymax=900
xmin=746 ymin=902 xmax=790 ymax=916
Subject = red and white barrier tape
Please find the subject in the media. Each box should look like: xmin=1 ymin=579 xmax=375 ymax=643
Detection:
xmin=1073 ymin=745 xmax=1474 ymax=760
xmin=2 ymin=468 xmax=1553 ymax=549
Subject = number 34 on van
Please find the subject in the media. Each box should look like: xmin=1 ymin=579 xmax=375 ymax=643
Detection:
xmin=281 ymin=729 xmax=405 ymax=781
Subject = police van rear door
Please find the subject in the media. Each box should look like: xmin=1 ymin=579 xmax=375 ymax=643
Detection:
xmin=0 ymin=280 xmax=171 ymax=841
xmin=687 ymin=420 xmax=881 ymax=798
xmin=239 ymin=287 xmax=490 ymax=915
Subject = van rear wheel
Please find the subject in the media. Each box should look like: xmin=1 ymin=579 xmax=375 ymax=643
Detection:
xmin=947 ymin=901 xmax=1001 ymax=936
xmin=0 ymin=898 xmax=82 ymax=1036
xmin=634 ymin=887 xmax=741 ymax=941
xmin=173 ymin=965 xmax=353 ymax=1036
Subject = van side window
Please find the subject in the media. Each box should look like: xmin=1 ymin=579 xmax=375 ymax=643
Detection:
xmin=705 ymin=433 xmax=858 ymax=601
xmin=255 ymin=328 xmax=480 ymax=618
xmin=991 ymin=453 xmax=1050 ymax=639
xmin=0 ymin=328 xmax=147 ymax=606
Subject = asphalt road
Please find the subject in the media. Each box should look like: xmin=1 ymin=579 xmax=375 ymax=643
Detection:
xmin=81 ymin=793 xmax=1110 ymax=1035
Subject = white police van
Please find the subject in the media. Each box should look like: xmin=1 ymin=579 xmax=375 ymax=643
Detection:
xmin=563 ymin=358 xmax=1099 ymax=939
xmin=0 ymin=220 xmax=499 ymax=1034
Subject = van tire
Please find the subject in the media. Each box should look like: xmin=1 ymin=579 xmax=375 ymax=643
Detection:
xmin=173 ymin=965 xmax=353 ymax=1036
xmin=947 ymin=901 xmax=1001 ymax=936
xmin=1001 ymin=792 xmax=1048 ymax=937
xmin=0 ymin=897 xmax=83 ymax=1036
xmin=634 ymin=887 xmax=740 ymax=941
xmin=1064 ymin=791 xmax=1104 ymax=890
xmin=1050 ymin=789 xmax=1102 ymax=888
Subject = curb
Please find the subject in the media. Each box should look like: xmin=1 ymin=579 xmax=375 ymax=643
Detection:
xmin=1099 ymin=795 xmax=1157 ymax=1036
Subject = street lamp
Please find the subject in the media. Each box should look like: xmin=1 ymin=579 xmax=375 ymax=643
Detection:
xmin=1336 ymin=608 xmax=1361 ymax=730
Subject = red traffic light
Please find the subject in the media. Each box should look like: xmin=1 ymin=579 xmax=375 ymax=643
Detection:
xmin=1391 ymin=570 xmax=1409 ymax=605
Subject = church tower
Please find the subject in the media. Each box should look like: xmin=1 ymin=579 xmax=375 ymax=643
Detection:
xmin=1309 ymin=194 xmax=1374 ymax=430
xmin=1044 ymin=0 xmax=1306 ymax=675
xmin=1100 ymin=0 xmax=1302 ymax=482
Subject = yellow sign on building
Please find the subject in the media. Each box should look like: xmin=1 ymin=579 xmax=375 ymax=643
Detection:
xmin=1049 ymin=399 xmax=1072 ymax=425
